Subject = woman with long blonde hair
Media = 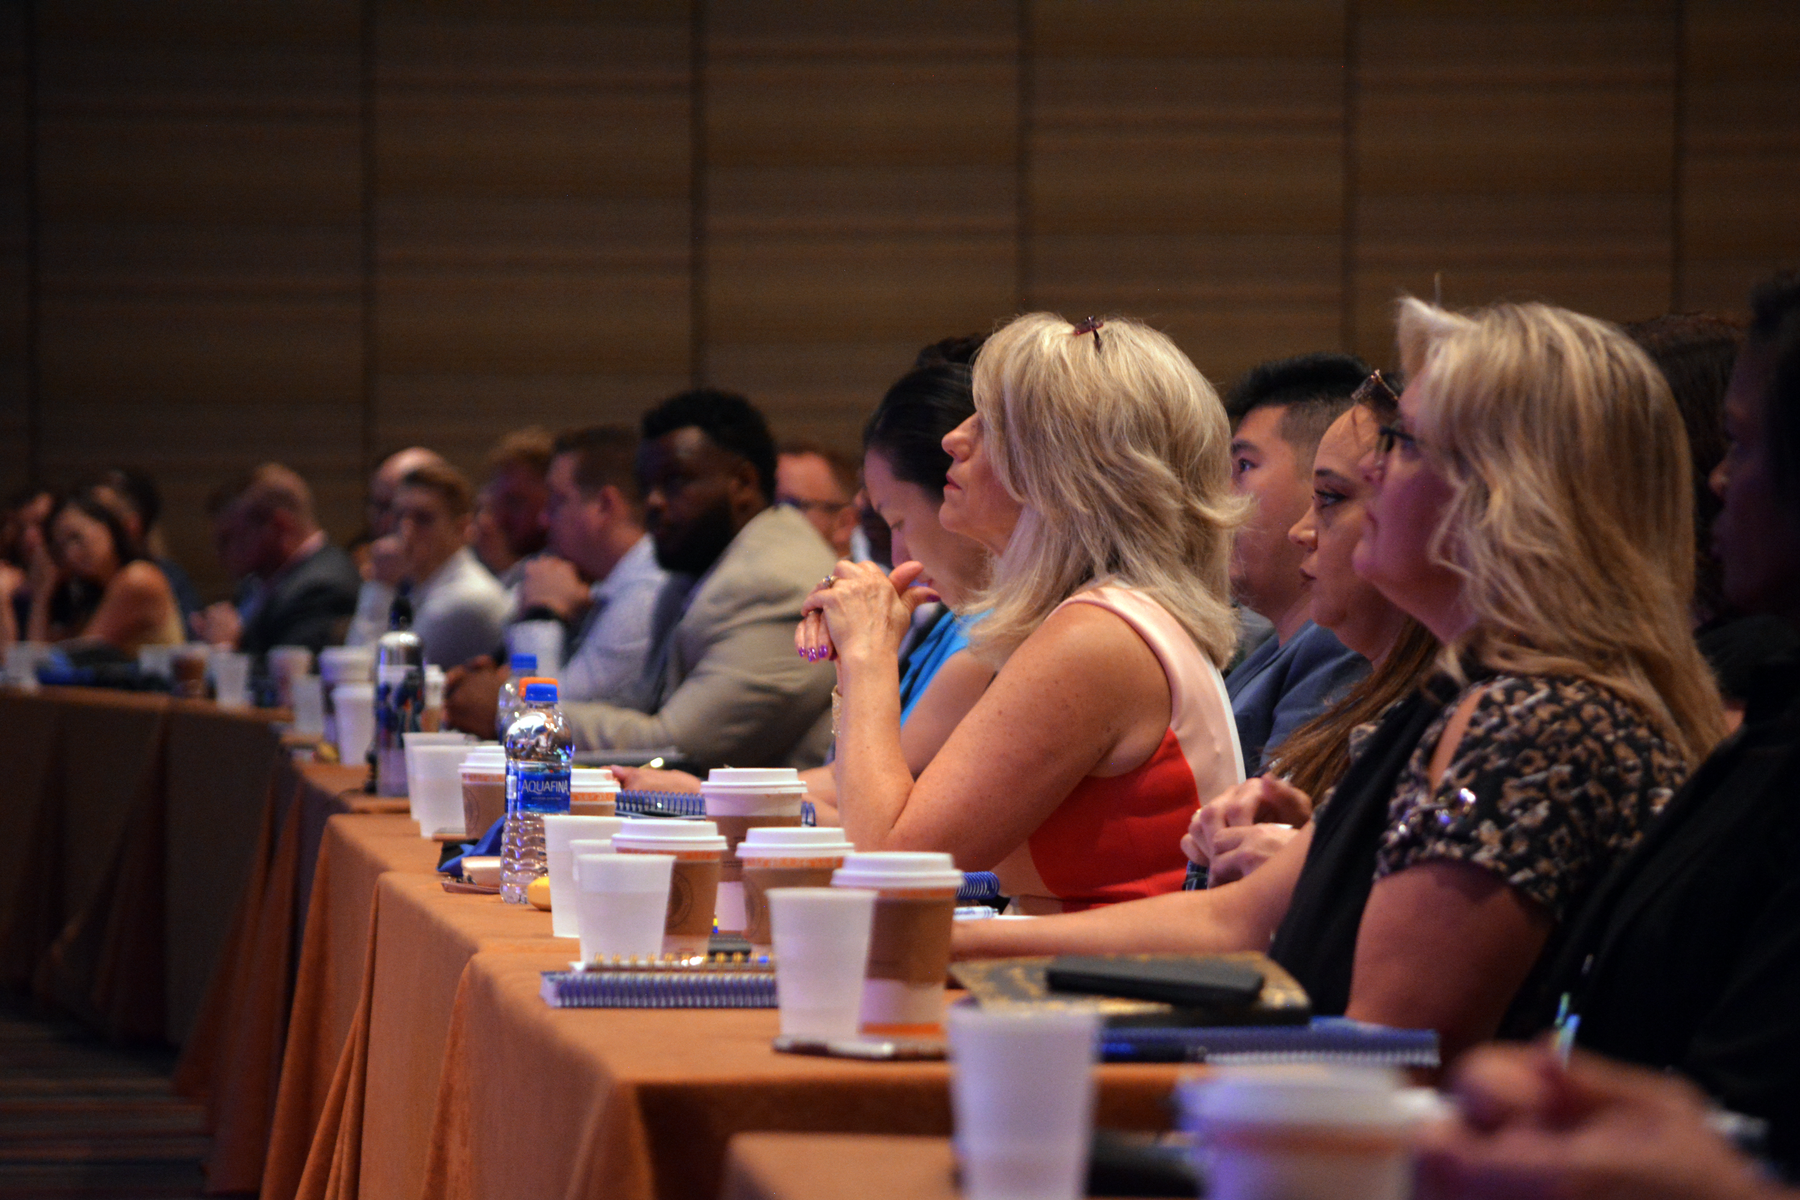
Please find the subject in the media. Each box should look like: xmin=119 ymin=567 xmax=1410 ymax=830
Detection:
xmin=958 ymin=299 xmax=1722 ymax=1062
xmin=800 ymin=312 xmax=1247 ymax=910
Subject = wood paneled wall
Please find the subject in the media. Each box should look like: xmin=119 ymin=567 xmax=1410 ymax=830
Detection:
xmin=5 ymin=0 xmax=1798 ymax=597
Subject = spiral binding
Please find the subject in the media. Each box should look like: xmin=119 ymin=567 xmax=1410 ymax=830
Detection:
xmin=540 ymin=968 xmax=777 ymax=1008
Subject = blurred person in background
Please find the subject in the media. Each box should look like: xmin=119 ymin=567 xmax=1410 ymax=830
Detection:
xmin=776 ymin=439 xmax=861 ymax=558
xmin=346 ymin=446 xmax=449 ymax=645
xmin=388 ymin=462 xmax=510 ymax=667
xmin=193 ymin=463 xmax=360 ymax=656
xmin=555 ymin=389 xmax=837 ymax=768
xmin=0 ymin=486 xmax=53 ymax=641
xmin=616 ymin=357 xmax=996 ymax=810
xmin=444 ymin=424 xmax=668 ymax=726
xmin=468 ymin=426 xmax=551 ymax=588
xmin=88 ymin=465 xmax=203 ymax=627
xmin=8 ymin=487 xmax=182 ymax=657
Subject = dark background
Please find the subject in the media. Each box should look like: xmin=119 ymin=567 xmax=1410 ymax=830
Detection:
xmin=2 ymin=0 xmax=1797 ymax=598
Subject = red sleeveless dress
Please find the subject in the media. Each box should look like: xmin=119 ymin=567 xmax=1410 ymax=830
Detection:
xmin=993 ymin=586 xmax=1244 ymax=913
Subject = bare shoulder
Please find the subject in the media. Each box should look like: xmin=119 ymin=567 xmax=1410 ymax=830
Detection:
xmin=111 ymin=560 xmax=174 ymax=603
xmin=998 ymin=598 xmax=1164 ymax=705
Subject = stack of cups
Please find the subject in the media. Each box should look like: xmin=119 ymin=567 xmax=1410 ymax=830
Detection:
xmin=542 ymin=814 xmax=625 ymax=938
xmin=402 ymin=732 xmax=474 ymax=838
xmin=831 ymin=851 xmax=964 ymax=1035
xmin=1177 ymin=1066 xmax=1422 ymax=1200
xmin=737 ymin=827 xmax=857 ymax=956
xmin=211 ymin=650 xmax=252 ymax=709
xmin=319 ymin=646 xmax=375 ymax=748
xmin=266 ymin=646 xmax=314 ymax=707
xmin=573 ymin=850 xmax=671 ymax=963
xmin=458 ymin=745 xmax=507 ymax=840
xmin=571 ymin=767 xmax=620 ymax=816
xmin=948 ymin=1005 xmax=1102 ymax=1200
xmin=610 ymin=819 xmax=728 ymax=955
xmin=767 ymin=888 xmax=876 ymax=1038
xmin=290 ymin=675 xmax=327 ymax=737
xmin=701 ymin=768 xmax=809 ymax=935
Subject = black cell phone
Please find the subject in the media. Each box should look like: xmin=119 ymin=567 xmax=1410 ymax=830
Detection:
xmin=1044 ymin=956 xmax=1264 ymax=1008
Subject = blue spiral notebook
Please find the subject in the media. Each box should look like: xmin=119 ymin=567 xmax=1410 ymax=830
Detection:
xmin=1099 ymin=1017 xmax=1439 ymax=1068
xmin=541 ymin=957 xmax=776 ymax=1009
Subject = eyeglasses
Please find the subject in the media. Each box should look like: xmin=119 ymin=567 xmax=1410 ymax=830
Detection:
xmin=1353 ymin=369 xmax=1400 ymax=410
xmin=1376 ymin=424 xmax=1420 ymax=458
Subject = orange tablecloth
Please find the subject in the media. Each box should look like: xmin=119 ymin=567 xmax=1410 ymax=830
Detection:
xmin=0 ymin=688 xmax=284 ymax=1044
xmin=722 ymin=1134 xmax=964 ymax=1200
xmin=262 ymin=807 xmax=441 ymax=1200
xmin=174 ymin=763 xmax=411 ymax=1195
xmin=421 ymin=954 xmax=1184 ymax=1200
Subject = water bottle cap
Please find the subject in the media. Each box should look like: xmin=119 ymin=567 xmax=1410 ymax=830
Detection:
xmin=522 ymin=681 xmax=558 ymax=704
xmin=509 ymin=653 xmax=538 ymax=672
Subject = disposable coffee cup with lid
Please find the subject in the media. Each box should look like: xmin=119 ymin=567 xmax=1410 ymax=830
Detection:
xmin=737 ymin=827 xmax=857 ymax=953
xmin=459 ymin=745 xmax=507 ymax=840
xmin=831 ymin=851 xmax=964 ymax=1035
xmin=571 ymin=766 xmax=620 ymax=816
xmin=1177 ymin=1066 xmax=1424 ymax=1200
xmin=702 ymin=767 xmax=809 ymax=933
xmin=610 ymin=819 xmax=729 ymax=954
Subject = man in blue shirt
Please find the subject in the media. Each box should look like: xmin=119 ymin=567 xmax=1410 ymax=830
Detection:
xmin=1223 ymin=353 xmax=1373 ymax=776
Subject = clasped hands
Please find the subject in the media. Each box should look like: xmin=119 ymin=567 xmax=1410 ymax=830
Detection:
xmin=795 ymin=560 xmax=938 ymax=665
xmin=1181 ymin=775 xmax=1313 ymax=886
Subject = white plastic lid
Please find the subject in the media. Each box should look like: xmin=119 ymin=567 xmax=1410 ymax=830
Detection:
xmin=461 ymin=745 xmax=506 ymax=770
xmin=831 ymin=851 xmax=963 ymax=891
xmin=736 ymin=827 xmax=857 ymax=860
xmin=1178 ymin=1066 xmax=1416 ymax=1131
xmin=701 ymin=767 xmax=807 ymax=795
xmin=611 ymin=818 xmax=727 ymax=854
xmin=571 ymin=767 xmax=621 ymax=793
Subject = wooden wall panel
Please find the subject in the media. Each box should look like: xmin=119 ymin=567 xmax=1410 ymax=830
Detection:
xmin=1677 ymin=0 xmax=1800 ymax=314
xmin=371 ymin=1 xmax=692 ymax=480
xmin=31 ymin=2 xmax=363 ymax=597
xmin=0 ymin=5 xmax=28 ymax=495
xmin=703 ymin=0 xmax=1018 ymax=451
xmin=1350 ymin=0 xmax=1679 ymax=365
xmin=1028 ymin=0 xmax=1347 ymax=391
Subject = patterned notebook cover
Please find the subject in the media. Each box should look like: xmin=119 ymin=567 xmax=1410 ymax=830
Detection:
xmin=949 ymin=952 xmax=1312 ymax=1027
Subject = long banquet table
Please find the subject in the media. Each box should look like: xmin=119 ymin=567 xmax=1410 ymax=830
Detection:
xmin=3 ymin=689 xmax=1192 ymax=1200
xmin=247 ymin=773 xmax=1186 ymax=1200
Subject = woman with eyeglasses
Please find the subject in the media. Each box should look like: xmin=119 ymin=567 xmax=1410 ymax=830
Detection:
xmin=799 ymin=313 xmax=1246 ymax=911
xmin=956 ymin=299 xmax=1725 ymax=1063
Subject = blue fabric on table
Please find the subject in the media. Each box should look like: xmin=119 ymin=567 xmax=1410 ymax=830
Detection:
xmin=439 ymin=817 xmax=506 ymax=875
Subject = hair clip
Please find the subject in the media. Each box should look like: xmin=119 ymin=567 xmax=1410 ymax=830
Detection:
xmin=1071 ymin=316 xmax=1104 ymax=353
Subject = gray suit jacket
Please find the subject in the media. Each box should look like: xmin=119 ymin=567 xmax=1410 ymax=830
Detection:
xmin=562 ymin=505 xmax=838 ymax=769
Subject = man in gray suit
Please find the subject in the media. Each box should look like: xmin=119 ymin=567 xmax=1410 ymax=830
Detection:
xmin=556 ymin=389 xmax=838 ymax=769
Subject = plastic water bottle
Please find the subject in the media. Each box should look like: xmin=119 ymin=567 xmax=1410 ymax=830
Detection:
xmin=501 ymin=678 xmax=571 ymax=904
xmin=373 ymin=585 xmax=424 ymax=796
xmin=494 ymin=652 xmax=538 ymax=741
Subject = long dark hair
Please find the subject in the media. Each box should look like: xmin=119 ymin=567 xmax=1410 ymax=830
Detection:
xmin=49 ymin=489 xmax=141 ymax=576
xmin=862 ymin=362 xmax=976 ymax=497
xmin=1263 ymin=377 xmax=1442 ymax=801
